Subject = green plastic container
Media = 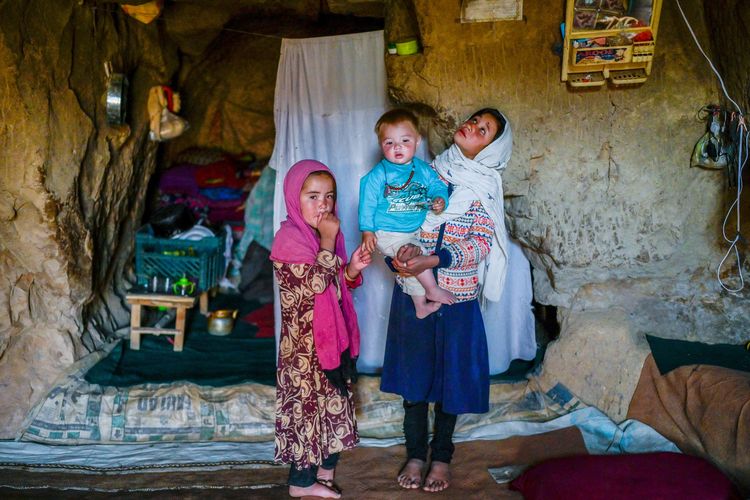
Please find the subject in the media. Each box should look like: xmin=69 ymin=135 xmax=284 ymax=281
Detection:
xmin=395 ymin=39 xmax=419 ymax=56
xmin=135 ymin=225 xmax=224 ymax=293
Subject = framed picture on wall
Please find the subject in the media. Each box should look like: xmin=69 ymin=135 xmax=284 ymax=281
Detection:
xmin=460 ymin=0 xmax=523 ymax=23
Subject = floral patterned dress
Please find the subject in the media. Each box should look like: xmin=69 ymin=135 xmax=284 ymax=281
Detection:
xmin=273 ymin=250 xmax=359 ymax=468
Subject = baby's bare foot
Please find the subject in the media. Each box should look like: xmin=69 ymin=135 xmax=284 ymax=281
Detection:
xmin=423 ymin=461 xmax=451 ymax=492
xmin=415 ymin=300 xmax=442 ymax=319
xmin=425 ymin=287 xmax=455 ymax=305
xmin=397 ymin=458 xmax=425 ymax=489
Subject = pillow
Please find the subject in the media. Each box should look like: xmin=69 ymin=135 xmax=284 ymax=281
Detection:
xmin=510 ymin=452 xmax=740 ymax=500
xmin=646 ymin=334 xmax=750 ymax=375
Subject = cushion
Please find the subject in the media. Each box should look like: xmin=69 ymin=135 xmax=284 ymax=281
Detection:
xmin=646 ymin=334 xmax=750 ymax=375
xmin=626 ymin=355 xmax=750 ymax=494
xmin=510 ymin=452 xmax=740 ymax=500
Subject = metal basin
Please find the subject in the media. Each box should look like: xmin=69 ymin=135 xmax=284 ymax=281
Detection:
xmin=106 ymin=74 xmax=129 ymax=125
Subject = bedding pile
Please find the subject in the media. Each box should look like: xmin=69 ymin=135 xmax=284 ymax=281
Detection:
xmin=21 ymin=345 xmax=581 ymax=445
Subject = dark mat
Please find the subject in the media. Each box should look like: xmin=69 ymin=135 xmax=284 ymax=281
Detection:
xmin=0 ymin=427 xmax=587 ymax=499
xmin=85 ymin=295 xmax=276 ymax=387
xmin=646 ymin=334 xmax=750 ymax=375
xmin=491 ymin=344 xmax=546 ymax=382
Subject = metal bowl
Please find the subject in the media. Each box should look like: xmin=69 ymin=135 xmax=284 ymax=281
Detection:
xmin=106 ymin=73 xmax=129 ymax=125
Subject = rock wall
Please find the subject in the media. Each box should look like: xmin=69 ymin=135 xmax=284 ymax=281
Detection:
xmin=705 ymin=0 xmax=750 ymax=238
xmin=386 ymin=0 xmax=722 ymax=304
xmin=0 ymin=0 xmax=178 ymax=437
xmin=163 ymin=17 xmax=283 ymax=162
xmin=383 ymin=0 xmax=750 ymax=419
xmin=1 ymin=0 xmax=748 ymax=435
xmin=162 ymin=10 xmax=383 ymax=163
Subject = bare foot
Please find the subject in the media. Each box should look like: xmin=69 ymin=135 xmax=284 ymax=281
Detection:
xmin=425 ymin=286 xmax=456 ymax=305
xmin=423 ymin=461 xmax=450 ymax=493
xmin=415 ymin=299 xmax=442 ymax=319
xmin=289 ymin=482 xmax=341 ymax=498
xmin=397 ymin=458 xmax=425 ymax=489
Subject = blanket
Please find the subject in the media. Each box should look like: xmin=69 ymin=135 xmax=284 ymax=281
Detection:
xmin=627 ymin=354 xmax=750 ymax=495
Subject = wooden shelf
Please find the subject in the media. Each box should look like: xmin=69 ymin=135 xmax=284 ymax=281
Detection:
xmin=609 ymin=68 xmax=648 ymax=85
xmin=562 ymin=0 xmax=662 ymax=88
xmin=569 ymin=72 xmax=606 ymax=87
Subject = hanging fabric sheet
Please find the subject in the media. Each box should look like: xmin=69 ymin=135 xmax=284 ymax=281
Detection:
xmin=269 ymin=30 xmax=535 ymax=373
xmin=269 ymin=30 xmax=392 ymax=372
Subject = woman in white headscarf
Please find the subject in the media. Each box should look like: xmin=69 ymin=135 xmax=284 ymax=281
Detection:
xmin=380 ymin=108 xmax=512 ymax=493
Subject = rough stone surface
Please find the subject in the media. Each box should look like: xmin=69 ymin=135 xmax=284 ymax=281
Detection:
xmin=0 ymin=0 xmax=179 ymax=438
xmin=164 ymin=20 xmax=282 ymax=161
xmin=539 ymin=276 xmax=750 ymax=421
xmin=2 ymin=0 xmax=749 ymax=438
xmin=387 ymin=0 xmax=727 ymax=304
xmin=163 ymin=11 xmax=383 ymax=162
xmin=539 ymin=307 xmax=650 ymax=422
xmin=382 ymin=0 xmax=750 ymax=419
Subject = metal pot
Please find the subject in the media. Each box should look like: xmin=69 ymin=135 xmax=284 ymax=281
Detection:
xmin=106 ymin=73 xmax=129 ymax=125
xmin=207 ymin=309 xmax=237 ymax=336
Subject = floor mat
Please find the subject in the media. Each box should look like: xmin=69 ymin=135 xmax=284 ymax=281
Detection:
xmin=0 ymin=428 xmax=587 ymax=499
xmin=85 ymin=296 xmax=276 ymax=387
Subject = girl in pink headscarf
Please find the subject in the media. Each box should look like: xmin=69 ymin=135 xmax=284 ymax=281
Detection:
xmin=270 ymin=159 xmax=371 ymax=499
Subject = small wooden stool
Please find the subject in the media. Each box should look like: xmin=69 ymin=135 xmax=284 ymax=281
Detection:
xmin=126 ymin=293 xmax=196 ymax=352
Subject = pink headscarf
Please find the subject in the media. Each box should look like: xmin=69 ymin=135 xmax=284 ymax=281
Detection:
xmin=270 ymin=160 xmax=360 ymax=370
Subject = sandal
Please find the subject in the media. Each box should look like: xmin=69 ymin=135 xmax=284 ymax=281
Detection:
xmin=316 ymin=478 xmax=342 ymax=494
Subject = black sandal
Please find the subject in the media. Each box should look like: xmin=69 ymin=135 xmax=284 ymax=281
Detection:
xmin=316 ymin=478 xmax=342 ymax=494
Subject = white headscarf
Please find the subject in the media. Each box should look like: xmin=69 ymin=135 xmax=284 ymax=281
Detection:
xmin=423 ymin=112 xmax=513 ymax=304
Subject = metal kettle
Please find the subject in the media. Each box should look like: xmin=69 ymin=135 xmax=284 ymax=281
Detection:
xmin=207 ymin=309 xmax=238 ymax=336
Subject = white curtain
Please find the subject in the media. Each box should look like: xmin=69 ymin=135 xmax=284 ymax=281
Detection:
xmin=269 ymin=30 xmax=536 ymax=374
xmin=270 ymin=31 xmax=393 ymax=372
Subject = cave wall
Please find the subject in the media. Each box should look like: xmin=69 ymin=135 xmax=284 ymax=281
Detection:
xmin=163 ymin=18 xmax=283 ymax=162
xmin=705 ymin=0 xmax=750 ymax=239
xmin=157 ymin=1 xmax=314 ymax=161
xmin=381 ymin=0 xmax=750 ymax=419
xmin=385 ymin=0 xmax=722 ymax=306
xmin=2 ymin=0 xmax=749 ymax=436
xmin=0 ymin=0 xmax=178 ymax=437
xmin=161 ymin=7 xmax=383 ymax=163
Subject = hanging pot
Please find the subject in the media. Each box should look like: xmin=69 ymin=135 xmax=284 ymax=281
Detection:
xmin=106 ymin=73 xmax=129 ymax=125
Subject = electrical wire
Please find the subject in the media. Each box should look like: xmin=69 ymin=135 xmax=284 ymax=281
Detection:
xmin=673 ymin=0 xmax=743 ymax=114
xmin=674 ymin=0 xmax=746 ymax=292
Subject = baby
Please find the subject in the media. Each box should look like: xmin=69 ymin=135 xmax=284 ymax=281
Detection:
xmin=359 ymin=109 xmax=455 ymax=318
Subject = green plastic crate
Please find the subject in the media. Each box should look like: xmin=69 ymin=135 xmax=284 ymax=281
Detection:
xmin=135 ymin=226 xmax=225 ymax=293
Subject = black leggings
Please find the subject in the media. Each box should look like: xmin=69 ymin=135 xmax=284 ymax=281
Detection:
xmin=287 ymin=453 xmax=339 ymax=487
xmin=403 ymin=400 xmax=457 ymax=464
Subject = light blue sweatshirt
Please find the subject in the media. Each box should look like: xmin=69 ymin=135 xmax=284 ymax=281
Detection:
xmin=359 ymin=157 xmax=448 ymax=233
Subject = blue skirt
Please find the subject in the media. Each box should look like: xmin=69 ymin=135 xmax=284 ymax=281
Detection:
xmin=380 ymin=286 xmax=489 ymax=415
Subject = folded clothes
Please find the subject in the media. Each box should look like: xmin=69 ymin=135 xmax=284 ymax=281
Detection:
xmin=158 ymin=163 xmax=200 ymax=196
xmin=199 ymin=187 xmax=245 ymax=201
xmin=195 ymin=159 xmax=246 ymax=190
